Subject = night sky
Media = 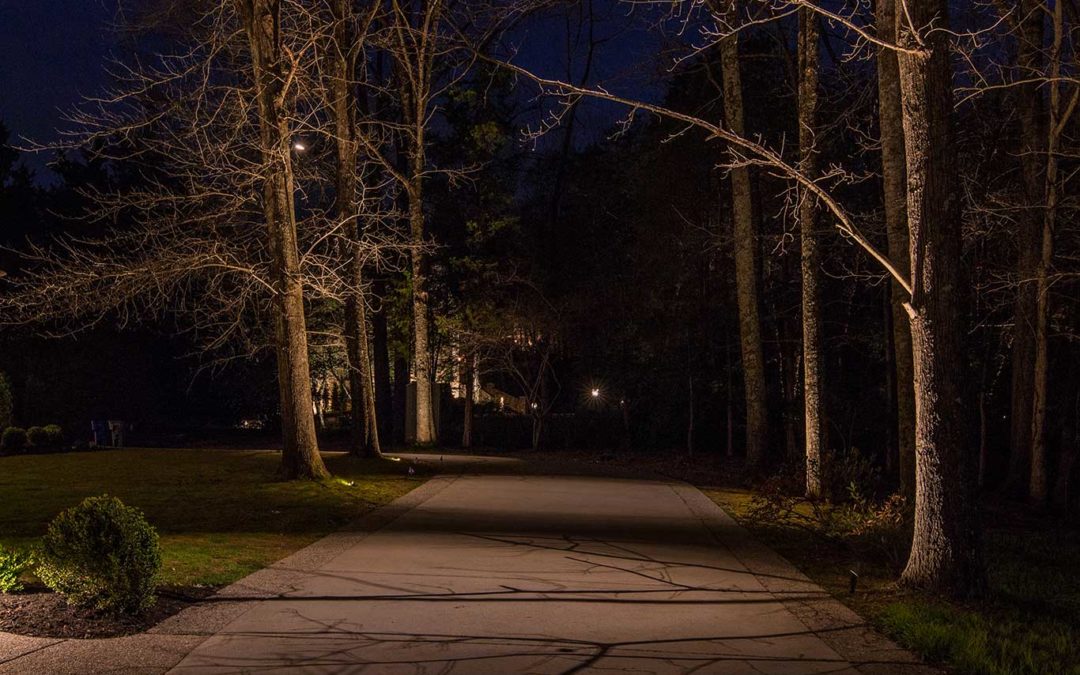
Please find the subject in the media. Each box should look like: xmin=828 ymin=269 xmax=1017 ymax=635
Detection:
xmin=0 ymin=0 xmax=118 ymax=181
xmin=0 ymin=0 xmax=662 ymax=185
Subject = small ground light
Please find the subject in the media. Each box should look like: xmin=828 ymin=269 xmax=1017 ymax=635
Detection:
xmin=591 ymin=388 xmax=600 ymax=398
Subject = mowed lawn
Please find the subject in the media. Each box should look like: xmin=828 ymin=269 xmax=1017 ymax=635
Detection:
xmin=0 ymin=449 xmax=424 ymax=587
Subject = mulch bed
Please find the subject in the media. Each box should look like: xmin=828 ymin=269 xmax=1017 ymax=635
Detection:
xmin=0 ymin=585 xmax=217 ymax=639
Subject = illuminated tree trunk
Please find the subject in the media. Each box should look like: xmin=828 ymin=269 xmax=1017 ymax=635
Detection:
xmin=719 ymin=30 xmax=768 ymax=470
xmin=461 ymin=354 xmax=474 ymax=448
xmin=372 ymin=277 xmax=393 ymax=445
xmin=896 ymin=0 xmax=984 ymax=595
xmin=798 ymin=8 xmax=824 ymax=498
xmin=878 ymin=0 xmax=915 ymax=499
xmin=344 ymin=265 xmax=381 ymax=458
xmin=327 ymin=0 xmax=381 ymax=459
xmin=388 ymin=0 xmax=441 ymax=447
xmin=237 ymin=0 xmax=327 ymax=480
xmin=1007 ymin=0 xmax=1045 ymax=496
xmin=408 ymin=156 xmax=437 ymax=445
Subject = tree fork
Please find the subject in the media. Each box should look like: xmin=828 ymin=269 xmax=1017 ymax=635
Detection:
xmin=237 ymin=0 xmax=328 ymax=480
xmin=896 ymin=1 xmax=984 ymax=596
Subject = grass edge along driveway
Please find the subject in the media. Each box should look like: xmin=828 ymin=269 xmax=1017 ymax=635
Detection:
xmin=0 ymin=448 xmax=426 ymax=588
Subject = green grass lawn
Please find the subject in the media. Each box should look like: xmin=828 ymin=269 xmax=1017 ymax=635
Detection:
xmin=0 ymin=449 xmax=425 ymax=587
xmin=706 ymin=488 xmax=1080 ymax=675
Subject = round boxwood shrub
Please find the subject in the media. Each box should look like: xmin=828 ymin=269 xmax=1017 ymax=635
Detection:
xmin=1 ymin=427 xmax=27 ymax=454
xmin=37 ymin=495 xmax=162 ymax=613
xmin=26 ymin=426 xmax=50 ymax=448
xmin=43 ymin=424 xmax=64 ymax=447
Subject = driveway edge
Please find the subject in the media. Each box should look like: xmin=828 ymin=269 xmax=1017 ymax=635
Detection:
xmin=0 ymin=474 xmax=455 ymax=675
xmin=670 ymin=483 xmax=939 ymax=675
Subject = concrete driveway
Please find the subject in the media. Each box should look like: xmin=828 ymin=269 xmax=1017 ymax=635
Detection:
xmin=159 ymin=470 xmax=932 ymax=674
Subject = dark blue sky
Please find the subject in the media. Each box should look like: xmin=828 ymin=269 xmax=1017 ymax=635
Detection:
xmin=0 ymin=0 xmax=664 ymax=183
xmin=0 ymin=0 xmax=118 ymax=180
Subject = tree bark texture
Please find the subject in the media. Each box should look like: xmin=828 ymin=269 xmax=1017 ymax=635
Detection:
xmin=372 ymin=276 xmax=393 ymax=445
xmin=878 ymin=0 xmax=916 ymax=499
xmin=237 ymin=0 xmax=327 ymax=480
xmin=799 ymin=7 xmax=825 ymax=498
xmin=408 ymin=159 xmax=437 ymax=445
xmin=896 ymin=0 xmax=985 ymax=596
xmin=719 ymin=32 xmax=768 ymax=470
xmin=329 ymin=0 xmax=380 ymax=459
xmin=462 ymin=354 xmax=474 ymax=448
xmin=393 ymin=356 xmax=409 ymax=446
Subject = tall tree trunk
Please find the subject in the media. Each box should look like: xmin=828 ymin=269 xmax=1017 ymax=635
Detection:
xmin=408 ymin=155 xmax=436 ymax=445
xmin=328 ymin=0 xmax=380 ymax=459
xmin=461 ymin=353 xmax=474 ymax=449
xmin=389 ymin=0 xmax=441 ymax=448
xmin=878 ymin=0 xmax=916 ymax=500
xmin=884 ymin=288 xmax=897 ymax=475
xmin=344 ymin=268 xmax=381 ymax=458
xmin=687 ymin=373 xmax=694 ymax=456
xmin=237 ymin=0 xmax=327 ymax=480
xmin=1031 ymin=0 xmax=1066 ymax=505
xmin=1007 ymin=0 xmax=1046 ymax=495
xmin=799 ymin=8 xmax=825 ymax=498
xmin=726 ymin=339 xmax=735 ymax=457
xmin=372 ymin=276 xmax=393 ymax=445
xmin=896 ymin=0 xmax=984 ymax=596
xmin=393 ymin=356 xmax=408 ymax=446
xmin=719 ymin=32 xmax=768 ymax=471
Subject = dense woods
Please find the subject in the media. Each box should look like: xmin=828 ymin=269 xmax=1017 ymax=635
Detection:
xmin=2 ymin=0 xmax=1080 ymax=602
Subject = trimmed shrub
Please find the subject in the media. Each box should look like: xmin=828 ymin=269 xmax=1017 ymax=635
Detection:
xmin=1 ymin=427 xmax=27 ymax=453
xmin=43 ymin=424 xmax=64 ymax=447
xmin=37 ymin=495 xmax=162 ymax=613
xmin=26 ymin=426 xmax=50 ymax=448
xmin=0 ymin=546 xmax=33 ymax=593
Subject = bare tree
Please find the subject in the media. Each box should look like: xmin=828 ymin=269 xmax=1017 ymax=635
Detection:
xmin=878 ymin=0 xmax=915 ymax=499
xmin=384 ymin=0 xmax=446 ymax=446
xmin=236 ymin=0 xmax=327 ymax=479
xmin=894 ymin=0 xmax=984 ymax=594
xmin=1030 ymin=0 xmax=1077 ymax=504
xmin=487 ymin=0 xmax=987 ymax=595
xmin=317 ymin=0 xmax=383 ymax=458
xmin=798 ymin=5 xmax=824 ymax=497
xmin=1004 ymin=0 xmax=1046 ymax=497
xmin=711 ymin=0 xmax=769 ymax=471
xmin=0 ymin=1 xmax=401 ymax=479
